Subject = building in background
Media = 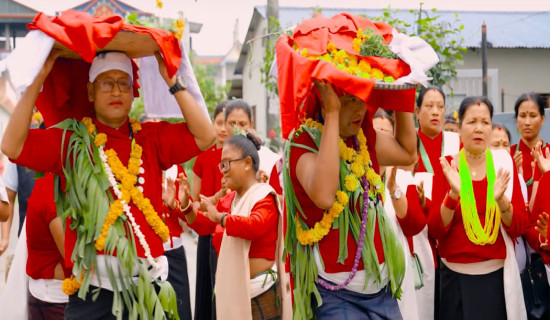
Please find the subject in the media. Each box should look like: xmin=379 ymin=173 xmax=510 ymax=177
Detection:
xmin=232 ymin=6 xmax=550 ymax=139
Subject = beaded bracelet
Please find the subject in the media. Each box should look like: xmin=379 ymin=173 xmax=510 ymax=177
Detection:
xmin=220 ymin=213 xmax=228 ymax=228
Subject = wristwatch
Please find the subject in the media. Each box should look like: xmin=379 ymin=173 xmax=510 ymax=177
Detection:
xmin=391 ymin=188 xmax=402 ymax=200
xmin=169 ymin=75 xmax=187 ymax=94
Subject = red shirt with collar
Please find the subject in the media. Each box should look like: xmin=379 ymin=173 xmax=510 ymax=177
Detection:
xmin=26 ymin=173 xmax=72 ymax=279
xmin=14 ymin=118 xmax=200 ymax=267
xmin=186 ymin=191 xmax=279 ymax=260
xmin=427 ymin=155 xmax=529 ymax=263
xmin=511 ymin=139 xmax=550 ymax=200
xmin=289 ymin=130 xmax=386 ymax=273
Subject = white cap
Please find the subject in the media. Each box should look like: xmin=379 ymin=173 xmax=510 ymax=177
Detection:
xmin=89 ymin=52 xmax=133 ymax=82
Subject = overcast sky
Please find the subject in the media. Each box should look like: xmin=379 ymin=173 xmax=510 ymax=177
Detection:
xmin=18 ymin=0 xmax=550 ymax=56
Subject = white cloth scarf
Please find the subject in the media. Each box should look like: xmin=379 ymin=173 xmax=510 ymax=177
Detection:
xmin=215 ymin=183 xmax=291 ymax=320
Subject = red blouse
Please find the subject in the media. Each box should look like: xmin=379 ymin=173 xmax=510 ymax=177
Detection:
xmin=187 ymin=191 xmax=279 ymax=260
xmin=427 ymin=155 xmax=529 ymax=263
xmin=527 ymin=172 xmax=550 ymax=264
xmin=511 ymin=139 xmax=550 ymax=200
xmin=193 ymin=145 xmax=223 ymax=197
xmin=289 ymin=131 xmax=386 ymax=273
xmin=397 ymin=185 xmax=428 ymax=239
xmin=26 ymin=173 xmax=71 ymax=279
xmin=14 ymin=118 xmax=200 ymax=266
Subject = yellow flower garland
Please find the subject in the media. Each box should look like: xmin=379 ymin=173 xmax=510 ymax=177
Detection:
xmin=295 ymin=119 xmax=385 ymax=245
xmin=80 ymin=117 xmax=170 ymax=252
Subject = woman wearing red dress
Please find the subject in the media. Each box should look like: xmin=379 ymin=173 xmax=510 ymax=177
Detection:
xmin=511 ymin=93 xmax=548 ymax=201
xmin=173 ymin=133 xmax=288 ymax=320
xmin=429 ymin=96 xmax=529 ymax=320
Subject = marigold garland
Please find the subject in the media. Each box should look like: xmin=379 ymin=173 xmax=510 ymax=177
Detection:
xmin=80 ymin=117 xmax=170 ymax=253
xmin=295 ymin=119 xmax=385 ymax=245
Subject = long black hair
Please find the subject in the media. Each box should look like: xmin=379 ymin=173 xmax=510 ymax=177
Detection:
xmin=514 ymin=92 xmax=545 ymax=118
xmin=224 ymin=132 xmax=262 ymax=173
xmin=225 ymin=99 xmax=252 ymax=121
xmin=416 ymin=86 xmax=446 ymax=108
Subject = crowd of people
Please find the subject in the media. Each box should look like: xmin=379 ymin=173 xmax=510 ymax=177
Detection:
xmin=0 ymin=11 xmax=550 ymax=320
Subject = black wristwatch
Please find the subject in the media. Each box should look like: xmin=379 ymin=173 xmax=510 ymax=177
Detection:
xmin=169 ymin=76 xmax=187 ymax=94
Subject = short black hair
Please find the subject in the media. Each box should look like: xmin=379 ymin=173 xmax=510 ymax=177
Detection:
xmin=416 ymin=86 xmax=446 ymax=109
xmin=458 ymin=96 xmax=494 ymax=127
xmin=225 ymin=99 xmax=252 ymax=122
xmin=224 ymin=132 xmax=262 ymax=173
xmin=514 ymin=92 xmax=545 ymax=119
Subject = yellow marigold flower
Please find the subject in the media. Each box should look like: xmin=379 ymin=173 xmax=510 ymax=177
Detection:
xmin=94 ymin=133 xmax=107 ymax=147
xmin=357 ymin=28 xmax=363 ymax=39
xmin=174 ymin=19 xmax=185 ymax=30
xmin=33 ymin=112 xmax=42 ymax=122
xmin=336 ymin=191 xmax=349 ymax=205
xmin=334 ymin=50 xmax=346 ymax=65
xmin=156 ymin=0 xmax=163 ymax=9
xmin=345 ymin=175 xmax=359 ymax=192
xmin=358 ymin=60 xmax=372 ymax=74
xmin=94 ymin=236 xmax=106 ymax=251
xmin=352 ymin=38 xmax=362 ymax=53
xmin=339 ymin=141 xmax=355 ymax=162
xmin=62 ymin=277 xmax=80 ymax=295
xmin=327 ymin=42 xmax=337 ymax=54
xmin=347 ymin=53 xmax=358 ymax=68
xmin=351 ymin=161 xmax=365 ymax=177
xmin=129 ymin=119 xmax=142 ymax=132
xmin=371 ymin=68 xmax=384 ymax=80
xmin=300 ymin=48 xmax=308 ymax=57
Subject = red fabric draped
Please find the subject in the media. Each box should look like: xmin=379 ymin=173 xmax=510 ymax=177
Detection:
xmin=276 ymin=12 xmax=416 ymax=139
xmin=27 ymin=10 xmax=182 ymax=126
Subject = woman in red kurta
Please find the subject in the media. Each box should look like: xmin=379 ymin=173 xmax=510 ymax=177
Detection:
xmin=26 ymin=173 xmax=71 ymax=319
xmin=428 ymin=96 xmax=529 ymax=320
xmin=174 ymin=133 xmax=284 ymax=320
xmin=191 ymin=101 xmax=227 ymax=320
xmin=511 ymin=93 xmax=548 ymax=201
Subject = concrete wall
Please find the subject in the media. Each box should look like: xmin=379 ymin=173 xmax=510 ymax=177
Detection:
xmin=459 ymin=48 xmax=550 ymax=112
xmin=241 ymin=19 xmax=268 ymax=138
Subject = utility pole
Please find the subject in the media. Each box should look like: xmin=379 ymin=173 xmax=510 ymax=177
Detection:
xmin=266 ymin=0 xmax=279 ymax=143
xmin=481 ymin=22 xmax=488 ymax=98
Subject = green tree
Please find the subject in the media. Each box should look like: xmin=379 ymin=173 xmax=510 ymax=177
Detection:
xmin=372 ymin=5 xmax=467 ymax=88
xmin=190 ymin=53 xmax=230 ymax=115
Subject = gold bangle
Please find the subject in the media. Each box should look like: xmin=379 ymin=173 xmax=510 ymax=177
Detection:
xmin=179 ymin=200 xmax=192 ymax=213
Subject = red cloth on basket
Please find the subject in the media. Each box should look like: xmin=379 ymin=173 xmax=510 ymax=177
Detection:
xmin=27 ymin=10 xmax=181 ymax=126
xmin=276 ymin=12 xmax=416 ymax=139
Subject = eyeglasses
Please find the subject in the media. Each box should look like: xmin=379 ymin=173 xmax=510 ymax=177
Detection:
xmin=95 ymin=78 xmax=132 ymax=93
xmin=218 ymin=157 xmax=247 ymax=172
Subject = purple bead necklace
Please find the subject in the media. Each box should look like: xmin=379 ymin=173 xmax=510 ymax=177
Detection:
xmin=317 ymin=135 xmax=371 ymax=291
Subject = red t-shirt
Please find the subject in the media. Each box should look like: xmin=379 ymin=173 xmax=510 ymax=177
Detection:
xmin=511 ymin=139 xmax=550 ymax=200
xmin=289 ymin=130 xmax=386 ymax=273
xmin=193 ymin=145 xmax=223 ymax=197
xmin=187 ymin=191 xmax=279 ymax=260
xmin=427 ymin=155 xmax=529 ymax=263
xmin=14 ymin=118 xmax=200 ymax=267
xmin=26 ymin=173 xmax=71 ymax=279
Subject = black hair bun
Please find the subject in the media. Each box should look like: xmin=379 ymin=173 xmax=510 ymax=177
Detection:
xmin=246 ymin=131 xmax=262 ymax=151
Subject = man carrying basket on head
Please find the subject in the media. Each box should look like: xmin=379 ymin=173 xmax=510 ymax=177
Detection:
xmin=1 ymin=10 xmax=214 ymax=320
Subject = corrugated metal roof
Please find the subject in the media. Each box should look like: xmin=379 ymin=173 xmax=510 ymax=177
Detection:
xmin=256 ymin=6 xmax=550 ymax=48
